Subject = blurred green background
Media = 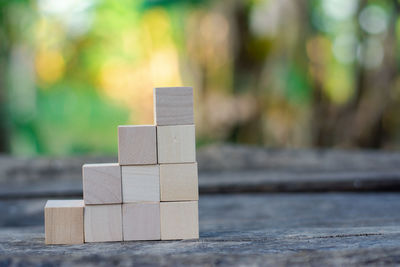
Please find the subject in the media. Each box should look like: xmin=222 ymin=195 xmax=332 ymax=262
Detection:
xmin=0 ymin=0 xmax=399 ymax=156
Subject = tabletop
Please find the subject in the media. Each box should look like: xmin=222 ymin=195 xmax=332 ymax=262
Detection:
xmin=1 ymin=145 xmax=400 ymax=266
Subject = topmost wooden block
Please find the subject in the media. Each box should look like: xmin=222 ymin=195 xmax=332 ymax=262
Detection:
xmin=154 ymin=87 xmax=194 ymax=126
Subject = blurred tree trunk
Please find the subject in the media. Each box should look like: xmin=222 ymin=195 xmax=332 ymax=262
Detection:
xmin=311 ymin=1 xmax=399 ymax=149
xmin=346 ymin=0 xmax=399 ymax=148
xmin=229 ymin=1 xmax=264 ymax=144
xmin=0 ymin=6 xmax=9 ymax=153
xmin=308 ymin=2 xmax=335 ymax=147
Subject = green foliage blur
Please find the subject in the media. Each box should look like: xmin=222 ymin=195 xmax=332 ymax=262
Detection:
xmin=0 ymin=0 xmax=399 ymax=155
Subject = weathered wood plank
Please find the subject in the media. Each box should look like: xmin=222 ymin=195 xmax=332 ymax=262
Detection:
xmin=1 ymin=145 xmax=400 ymax=197
xmin=1 ymin=247 xmax=400 ymax=266
xmin=3 ymin=193 xmax=400 ymax=228
xmin=1 ymin=193 xmax=400 ymax=266
xmin=200 ymin=170 xmax=400 ymax=193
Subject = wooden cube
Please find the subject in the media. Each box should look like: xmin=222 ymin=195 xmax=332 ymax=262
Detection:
xmin=122 ymin=203 xmax=160 ymax=241
xmin=45 ymin=200 xmax=84 ymax=245
xmin=160 ymin=201 xmax=199 ymax=240
xmin=118 ymin=125 xmax=157 ymax=165
xmin=160 ymin=163 xmax=198 ymax=201
xmin=157 ymin=125 xmax=196 ymax=164
xmin=154 ymin=87 xmax=194 ymax=126
xmin=83 ymin=163 xmax=121 ymax=205
xmin=121 ymin=165 xmax=160 ymax=203
xmin=84 ymin=204 xmax=123 ymax=242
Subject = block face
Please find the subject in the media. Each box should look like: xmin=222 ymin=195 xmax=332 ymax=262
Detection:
xmin=84 ymin=204 xmax=123 ymax=242
xmin=122 ymin=165 xmax=160 ymax=203
xmin=122 ymin=203 xmax=160 ymax=241
xmin=154 ymin=87 xmax=194 ymax=126
xmin=45 ymin=200 xmax=84 ymax=245
xmin=118 ymin=125 xmax=157 ymax=165
xmin=157 ymin=125 xmax=196 ymax=164
xmin=160 ymin=163 xmax=198 ymax=201
xmin=83 ymin=163 xmax=121 ymax=205
xmin=160 ymin=201 xmax=199 ymax=240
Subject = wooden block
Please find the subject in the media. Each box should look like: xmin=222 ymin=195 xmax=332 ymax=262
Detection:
xmin=84 ymin=204 xmax=122 ymax=242
xmin=82 ymin=163 xmax=121 ymax=205
xmin=45 ymin=200 xmax=84 ymax=245
xmin=154 ymin=87 xmax=194 ymax=126
xmin=157 ymin=125 xmax=196 ymax=164
xmin=118 ymin=125 xmax=157 ymax=165
xmin=122 ymin=202 xmax=160 ymax=241
xmin=160 ymin=201 xmax=199 ymax=240
xmin=160 ymin=163 xmax=198 ymax=201
xmin=121 ymin=165 xmax=160 ymax=203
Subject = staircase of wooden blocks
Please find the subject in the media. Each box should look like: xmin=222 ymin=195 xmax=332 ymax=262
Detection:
xmin=44 ymin=87 xmax=199 ymax=244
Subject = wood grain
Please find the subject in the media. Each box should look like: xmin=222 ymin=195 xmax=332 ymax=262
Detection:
xmin=118 ymin=125 xmax=157 ymax=166
xmin=160 ymin=201 xmax=198 ymax=240
xmin=82 ymin=163 xmax=121 ymax=205
xmin=84 ymin=204 xmax=122 ymax=242
xmin=121 ymin=165 xmax=160 ymax=203
xmin=154 ymin=87 xmax=194 ymax=126
xmin=7 ymin=145 xmax=400 ymax=198
xmin=160 ymin=163 xmax=198 ymax=201
xmin=4 ymin=193 xmax=400 ymax=265
xmin=122 ymin=202 xmax=160 ymax=241
xmin=44 ymin=200 xmax=84 ymax=245
xmin=157 ymin=125 xmax=196 ymax=164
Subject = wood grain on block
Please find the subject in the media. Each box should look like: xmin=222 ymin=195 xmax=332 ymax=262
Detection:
xmin=157 ymin=125 xmax=196 ymax=164
xmin=45 ymin=200 xmax=84 ymax=245
xmin=121 ymin=165 xmax=160 ymax=203
xmin=82 ymin=163 xmax=121 ymax=205
xmin=154 ymin=87 xmax=194 ymax=126
xmin=122 ymin=202 xmax=160 ymax=241
xmin=160 ymin=201 xmax=199 ymax=240
xmin=84 ymin=204 xmax=122 ymax=242
xmin=118 ymin=125 xmax=157 ymax=165
xmin=160 ymin=163 xmax=198 ymax=201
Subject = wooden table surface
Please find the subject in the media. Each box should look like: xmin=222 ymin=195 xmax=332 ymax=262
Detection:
xmin=1 ymin=145 xmax=400 ymax=266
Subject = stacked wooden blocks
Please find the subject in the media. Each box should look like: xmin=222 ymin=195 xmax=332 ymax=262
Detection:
xmin=44 ymin=87 xmax=199 ymax=244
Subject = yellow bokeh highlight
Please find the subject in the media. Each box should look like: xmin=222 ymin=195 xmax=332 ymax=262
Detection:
xmin=97 ymin=7 xmax=183 ymax=124
xmin=98 ymin=47 xmax=182 ymax=124
xmin=34 ymin=18 xmax=65 ymax=50
xmin=150 ymin=48 xmax=182 ymax=86
xmin=35 ymin=50 xmax=65 ymax=85
xmin=325 ymin=66 xmax=353 ymax=104
xmin=141 ymin=8 xmax=173 ymax=52
xmin=307 ymin=35 xmax=353 ymax=104
xmin=98 ymin=61 xmax=152 ymax=123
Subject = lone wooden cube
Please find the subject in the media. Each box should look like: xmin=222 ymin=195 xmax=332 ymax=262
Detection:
xmin=123 ymin=203 xmax=160 ymax=241
xmin=122 ymin=165 xmax=160 ymax=203
xmin=84 ymin=204 xmax=123 ymax=242
xmin=118 ymin=125 xmax=157 ymax=165
xmin=45 ymin=200 xmax=84 ymax=245
xmin=83 ymin=163 xmax=121 ymax=205
xmin=160 ymin=201 xmax=199 ymax=240
xmin=154 ymin=87 xmax=194 ymax=126
xmin=160 ymin=163 xmax=198 ymax=201
xmin=157 ymin=125 xmax=196 ymax=164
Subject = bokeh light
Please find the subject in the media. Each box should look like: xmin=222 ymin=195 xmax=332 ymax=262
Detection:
xmin=1 ymin=0 xmax=400 ymax=155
